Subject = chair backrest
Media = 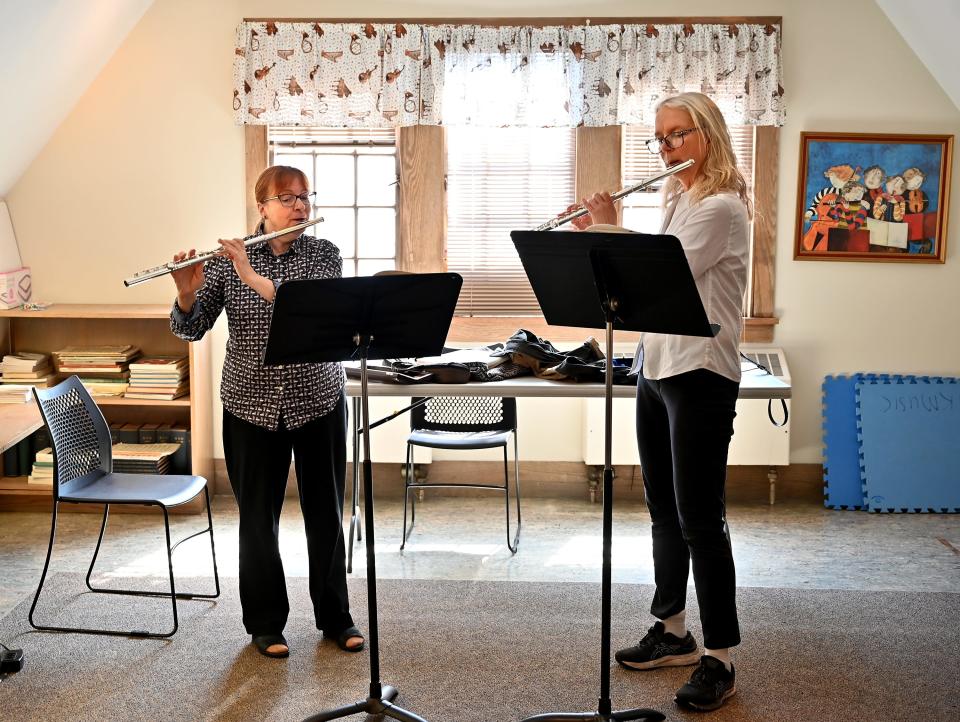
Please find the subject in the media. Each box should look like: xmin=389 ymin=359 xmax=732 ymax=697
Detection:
xmin=32 ymin=376 xmax=113 ymax=496
xmin=410 ymin=396 xmax=517 ymax=433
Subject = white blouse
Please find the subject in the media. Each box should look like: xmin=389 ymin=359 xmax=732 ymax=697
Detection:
xmin=639 ymin=191 xmax=749 ymax=383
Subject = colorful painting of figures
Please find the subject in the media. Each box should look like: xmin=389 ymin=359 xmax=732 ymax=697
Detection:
xmin=794 ymin=132 xmax=953 ymax=262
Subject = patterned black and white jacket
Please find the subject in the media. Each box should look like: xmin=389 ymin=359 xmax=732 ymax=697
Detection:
xmin=170 ymin=232 xmax=344 ymax=431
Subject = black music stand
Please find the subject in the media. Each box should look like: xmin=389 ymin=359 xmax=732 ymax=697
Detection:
xmin=510 ymin=229 xmax=718 ymax=722
xmin=264 ymin=273 xmax=463 ymax=722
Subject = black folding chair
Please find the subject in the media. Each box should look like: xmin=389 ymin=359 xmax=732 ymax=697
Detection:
xmin=402 ymin=396 xmax=521 ymax=553
xmin=29 ymin=375 xmax=219 ymax=638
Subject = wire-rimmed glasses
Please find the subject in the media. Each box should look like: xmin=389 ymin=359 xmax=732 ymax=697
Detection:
xmin=262 ymin=191 xmax=317 ymax=207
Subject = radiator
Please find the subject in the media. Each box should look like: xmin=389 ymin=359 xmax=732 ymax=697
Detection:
xmin=582 ymin=347 xmax=791 ymax=467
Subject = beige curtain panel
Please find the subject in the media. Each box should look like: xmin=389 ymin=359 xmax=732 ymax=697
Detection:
xmin=233 ymin=21 xmax=785 ymax=128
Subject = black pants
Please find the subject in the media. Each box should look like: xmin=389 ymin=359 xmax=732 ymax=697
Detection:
xmin=635 ymin=369 xmax=741 ymax=649
xmin=223 ymin=396 xmax=353 ymax=637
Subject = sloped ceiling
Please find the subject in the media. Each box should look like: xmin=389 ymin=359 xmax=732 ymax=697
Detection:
xmin=0 ymin=1 xmax=957 ymax=199
xmin=875 ymin=0 xmax=960 ymax=112
xmin=0 ymin=0 xmax=155 ymax=197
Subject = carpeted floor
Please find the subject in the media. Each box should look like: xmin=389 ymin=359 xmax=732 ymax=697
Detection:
xmin=0 ymin=574 xmax=956 ymax=721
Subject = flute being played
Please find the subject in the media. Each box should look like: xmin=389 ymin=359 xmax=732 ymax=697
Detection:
xmin=533 ymin=159 xmax=695 ymax=231
xmin=123 ymin=216 xmax=324 ymax=287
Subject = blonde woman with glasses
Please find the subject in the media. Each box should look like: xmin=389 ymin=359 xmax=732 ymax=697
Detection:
xmin=571 ymin=92 xmax=750 ymax=712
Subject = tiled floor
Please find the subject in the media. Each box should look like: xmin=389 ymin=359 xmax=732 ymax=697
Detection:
xmin=2 ymin=494 xmax=958 ymax=619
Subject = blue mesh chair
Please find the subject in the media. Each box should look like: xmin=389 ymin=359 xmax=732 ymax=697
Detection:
xmin=29 ymin=375 xmax=219 ymax=638
xmin=402 ymin=396 xmax=521 ymax=553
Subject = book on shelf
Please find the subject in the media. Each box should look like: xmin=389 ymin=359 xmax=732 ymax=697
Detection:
xmin=1 ymin=351 xmax=50 ymax=373
xmin=53 ymin=345 xmax=141 ymax=361
xmin=112 ymin=442 xmax=181 ymax=461
xmin=118 ymin=423 xmax=142 ymax=444
xmin=28 ymin=447 xmax=54 ymax=486
xmin=138 ymin=423 xmax=161 ymax=444
xmin=123 ymin=387 xmax=189 ymax=401
xmin=0 ymin=385 xmax=32 ymax=403
xmin=80 ymin=379 xmax=129 ymax=397
xmin=157 ymin=423 xmax=191 ymax=475
xmin=1 ymin=373 xmax=56 ymax=388
xmin=129 ymin=356 xmax=188 ymax=371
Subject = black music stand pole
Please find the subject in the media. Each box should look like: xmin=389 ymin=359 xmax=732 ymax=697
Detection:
xmin=263 ymin=273 xmax=463 ymax=722
xmin=510 ymin=230 xmax=718 ymax=722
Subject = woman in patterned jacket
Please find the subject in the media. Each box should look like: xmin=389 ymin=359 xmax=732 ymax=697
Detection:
xmin=170 ymin=165 xmax=363 ymax=659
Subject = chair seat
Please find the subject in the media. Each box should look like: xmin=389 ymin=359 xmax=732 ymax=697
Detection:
xmin=60 ymin=472 xmax=207 ymax=508
xmin=408 ymin=429 xmax=512 ymax=450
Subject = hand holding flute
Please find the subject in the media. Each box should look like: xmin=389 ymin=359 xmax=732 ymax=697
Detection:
xmin=562 ymin=191 xmax=619 ymax=230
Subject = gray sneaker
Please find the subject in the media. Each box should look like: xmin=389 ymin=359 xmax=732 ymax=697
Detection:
xmin=674 ymin=655 xmax=736 ymax=711
xmin=615 ymin=621 xmax=700 ymax=670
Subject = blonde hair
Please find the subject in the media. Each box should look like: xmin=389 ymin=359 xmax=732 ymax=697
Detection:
xmin=655 ymin=92 xmax=752 ymax=218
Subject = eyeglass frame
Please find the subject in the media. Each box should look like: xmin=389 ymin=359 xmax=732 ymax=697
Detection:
xmin=261 ymin=191 xmax=317 ymax=207
xmin=645 ymin=127 xmax=699 ymax=155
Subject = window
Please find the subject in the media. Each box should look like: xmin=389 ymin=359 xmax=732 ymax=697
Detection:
xmin=620 ymin=124 xmax=755 ymax=233
xmin=269 ymin=127 xmax=398 ymax=276
xmin=445 ymin=126 xmax=576 ymax=316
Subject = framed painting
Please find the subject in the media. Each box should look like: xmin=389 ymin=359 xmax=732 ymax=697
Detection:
xmin=794 ymin=132 xmax=953 ymax=262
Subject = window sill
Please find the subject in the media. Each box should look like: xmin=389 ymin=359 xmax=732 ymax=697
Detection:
xmin=448 ymin=315 xmax=778 ymax=345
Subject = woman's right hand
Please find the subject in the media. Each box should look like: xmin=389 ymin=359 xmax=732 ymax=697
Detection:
xmin=171 ymin=250 xmax=204 ymax=309
xmin=563 ymin=203 xmax=592 ymax=231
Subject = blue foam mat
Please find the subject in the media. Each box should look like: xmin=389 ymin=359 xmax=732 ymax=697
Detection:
xmin=856 ymin=376 xmax=960 ymax=513
xmin=822 ymin=374 xmax=877 ymax=509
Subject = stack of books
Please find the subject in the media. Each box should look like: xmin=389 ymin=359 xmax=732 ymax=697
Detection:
xmin=53 ymin=345 xmax=141 ymax=397
xmin=28 ymin=447 xmax=54 ymax=486
xmin=1 ymin=351 xmax=55 ymax=388
xmin=111 ymin=442 xmax=181 ymax=474
xmin=124 ymin=356 xmax=189 ymax=401
xmin=0 ymin=385 xmax=32 ymax=403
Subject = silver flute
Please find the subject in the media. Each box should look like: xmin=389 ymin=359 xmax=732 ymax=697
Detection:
xmin=534 ymin=159 xmax=695 ymax=231
xmin=123 ymin=216 xmax=324 ymax=287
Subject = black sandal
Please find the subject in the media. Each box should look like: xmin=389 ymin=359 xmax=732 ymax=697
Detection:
xmin=335 ymin=626 xmax=365 ymax=653
xmin=252 ymin=634 xmax=289 ymax=658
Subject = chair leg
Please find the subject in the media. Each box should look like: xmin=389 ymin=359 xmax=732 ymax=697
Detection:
xmin=401 ymin=442 xmax=414 ymax=550
xmin=503 ymin=443 xmax=519 ymax=555
xmin=86 ymin=489 xmax=221 ymax=600
xmin=85 ymin=504 xmax=111 ymax=591
xmin=512 ymin=431 xmax=522 ymax=551
xmin=28 ymin=500 xmax=60 ymax=632
xmin=28 ymin=500 xmax=177 ymax=638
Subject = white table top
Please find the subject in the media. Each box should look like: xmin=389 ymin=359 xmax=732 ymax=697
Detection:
xmin=346 ymin=367 xmax=790 ymax=400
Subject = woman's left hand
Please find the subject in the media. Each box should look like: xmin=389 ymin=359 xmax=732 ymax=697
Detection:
xmin=580 ymin=192 xmax=618 ymax=226
xmin=218 ymin=238 xmax=256 ymax=283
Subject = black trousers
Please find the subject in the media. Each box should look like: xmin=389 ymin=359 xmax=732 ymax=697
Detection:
xmin=223 ymin=395 xmax=354 ymax=637
xmin=635 ymin=369 xmax=741 ymax=649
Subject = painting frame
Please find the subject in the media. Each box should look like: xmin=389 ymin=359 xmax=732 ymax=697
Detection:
xmin=794 ymin=131 xmax=953 ymax=262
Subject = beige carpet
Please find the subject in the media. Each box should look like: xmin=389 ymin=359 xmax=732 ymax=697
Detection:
xmin=0 ymin=574 xmax=956 ymax=721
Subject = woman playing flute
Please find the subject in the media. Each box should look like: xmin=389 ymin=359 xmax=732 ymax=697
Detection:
xmin=169 ymin=165 xmax=363 ymax=659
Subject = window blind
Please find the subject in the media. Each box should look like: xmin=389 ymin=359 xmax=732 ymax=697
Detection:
xmin=446 ymin=127 xmax=576 ymax=316
xmin=622 ymin=125 xmax=755 ymax=195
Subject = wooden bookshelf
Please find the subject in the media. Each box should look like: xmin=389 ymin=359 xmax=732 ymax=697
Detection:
xmin=0 ymin=304 xmax=212 ymax=512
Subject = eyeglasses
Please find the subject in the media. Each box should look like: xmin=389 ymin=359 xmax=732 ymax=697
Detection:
xmin=645 ymin=128 xmax=699 ymax=155
xmin=262 ymin=191 xmax=317 ymax=207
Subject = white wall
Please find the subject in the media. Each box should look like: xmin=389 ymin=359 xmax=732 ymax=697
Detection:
xmin=7 ymin=0 xmax=960 ymax=463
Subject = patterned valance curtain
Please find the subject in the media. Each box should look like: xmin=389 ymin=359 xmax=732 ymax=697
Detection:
xmin=233 ymin=21 xmax=784 ymax=128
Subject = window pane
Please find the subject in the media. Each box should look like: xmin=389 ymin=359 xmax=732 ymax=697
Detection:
xmin=357 ymin=208 xmax=396 ymax=258
xmin=357 ymin=259 xmax=396 ymax=276
xmin=341 ymin=258 xmax=358 ymax=277
xmin=356 ymin=156 xmax=397 ymax=206
xmin=315 ymin=155 xmax=355 ymax=205
xmin=317 ymin=207 xmax=355 ymax=258
xmin=274 ymin=153 xmax=314 ymax=189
